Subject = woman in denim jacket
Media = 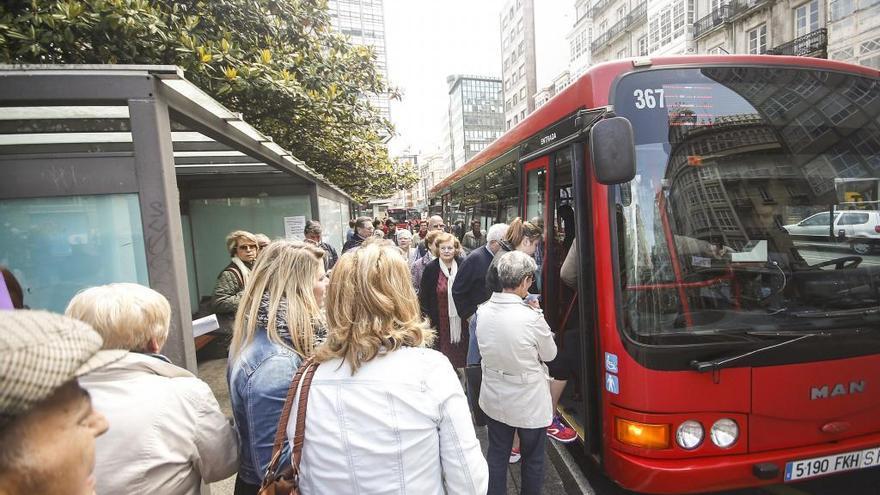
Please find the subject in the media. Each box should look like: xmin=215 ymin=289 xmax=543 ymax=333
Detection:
xmin=227 ymin=241 xmax=328 ymax=495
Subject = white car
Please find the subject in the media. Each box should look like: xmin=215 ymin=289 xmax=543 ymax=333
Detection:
xmin=783 ymin=210 xmax=880 ymax=255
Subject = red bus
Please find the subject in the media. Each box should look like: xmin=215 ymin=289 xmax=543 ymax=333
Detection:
xmin=429 ymin=55 xmax=880 ymax=494
xmin=386 ymin=208 xmax=421 ymax=230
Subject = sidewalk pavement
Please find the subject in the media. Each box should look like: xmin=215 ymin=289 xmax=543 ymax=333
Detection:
xmin=198 ymin=357 xmax=579 ymax=495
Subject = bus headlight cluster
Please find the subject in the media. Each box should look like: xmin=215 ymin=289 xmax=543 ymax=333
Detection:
xmin=710 ymin=419 xmax=739 ymax=448
xmin=675 ymin=419 xmax=739 ymax=450
xmin=675 ymin=420 xmax=703 ymax=450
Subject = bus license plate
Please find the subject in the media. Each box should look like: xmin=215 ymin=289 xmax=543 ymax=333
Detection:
xmin=785 ymin=446 xmax=880 ymax=482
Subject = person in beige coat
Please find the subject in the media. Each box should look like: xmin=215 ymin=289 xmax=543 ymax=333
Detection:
xmin=67 ymin=283 xmax=238 ymax=495
xmin=477 ymin=250 xmax=557 ymax=495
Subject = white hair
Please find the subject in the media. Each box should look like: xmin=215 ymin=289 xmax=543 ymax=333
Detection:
xmin=487 ymin=223 xmax=509 ymax=244
xmin=496 ymin=250 xmax=538 ymax=289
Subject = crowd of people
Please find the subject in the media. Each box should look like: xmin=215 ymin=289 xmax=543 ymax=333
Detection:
xmin=0 ymin=212 xmax=581 ymax=495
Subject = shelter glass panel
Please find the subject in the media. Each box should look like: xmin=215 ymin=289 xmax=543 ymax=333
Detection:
xmin=188 ymin=195 xmax=312 ymax=301
xmin=0 ymin=193 xmax=148 ymax=313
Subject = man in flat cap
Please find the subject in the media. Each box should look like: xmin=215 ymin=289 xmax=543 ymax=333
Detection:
xmin=0 ymin=310 xmax=125 ymax=495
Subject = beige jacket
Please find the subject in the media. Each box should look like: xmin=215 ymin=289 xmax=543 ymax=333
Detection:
xmin=81 ymin=352 xmax=238 ymax=495
xmin=477 ymin=292 xmax=558 ymax=428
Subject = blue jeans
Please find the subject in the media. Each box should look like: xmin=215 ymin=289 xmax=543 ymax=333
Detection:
xmin=467 ymin=314 xmax=481 ymax=365
xmin=486 ymin=416 xmax=547 ymax=495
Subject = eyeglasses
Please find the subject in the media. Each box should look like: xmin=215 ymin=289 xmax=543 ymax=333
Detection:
xmin=237 ymin=244 xmax=258 ymax=251
xmin=438 ymin=246 xmax=456 ymax=252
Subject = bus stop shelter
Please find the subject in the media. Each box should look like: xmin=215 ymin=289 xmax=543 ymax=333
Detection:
xmin=0 ymin=65 xmax=353 ymax=371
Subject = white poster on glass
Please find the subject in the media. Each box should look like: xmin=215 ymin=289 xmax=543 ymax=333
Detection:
xmin=284 ymin=215 xmax=306 ymax=240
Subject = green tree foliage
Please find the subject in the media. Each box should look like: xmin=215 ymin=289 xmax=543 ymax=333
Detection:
xmin=0 ymin=0 xmax=417 ymax=200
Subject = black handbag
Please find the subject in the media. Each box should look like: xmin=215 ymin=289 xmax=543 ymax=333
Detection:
xmin=464 ymin=364 xmax=488 ymax=427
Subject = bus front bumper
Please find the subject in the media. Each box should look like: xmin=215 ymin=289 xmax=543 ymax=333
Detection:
xmin=604 ymin=431 xmax=880 ymax=494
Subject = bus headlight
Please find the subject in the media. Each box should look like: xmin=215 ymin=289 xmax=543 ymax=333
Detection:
xmin=676 ymin=420 xmax=704 ymax=450
xmin=710 ymin=419 xmax=739 ymax=448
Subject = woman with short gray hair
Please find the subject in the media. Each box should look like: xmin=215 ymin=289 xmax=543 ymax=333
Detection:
xmin=476 ymin=250 xmax=557 ymax=495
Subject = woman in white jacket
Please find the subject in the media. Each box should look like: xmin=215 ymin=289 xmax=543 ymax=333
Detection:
xmin=477 ymin=250 xmax=557 ymax=495
xmin=287 ymin=243 xmax=488 ymax=494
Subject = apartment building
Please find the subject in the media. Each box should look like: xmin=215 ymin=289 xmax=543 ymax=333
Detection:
xmin=692 ymin=0 xmax=828 ymax=57
xmin=500 ymin=0 xmax=538 ymax=130
xmin=568 ymin=0 xmax=595 ymax=77
xmin=327 ymin=0 xmax=392 ymax=119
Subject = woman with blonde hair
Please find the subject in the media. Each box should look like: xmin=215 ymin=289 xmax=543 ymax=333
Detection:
xmin=68 ymin=283 xmax=238 ymax=495
xmin=227 ymin=240 xmax=328 ymax=495
xmin=285 ymin=243 xmax=488 ymax=494
xmin=419 ymin=232 xmax=469 ymax=369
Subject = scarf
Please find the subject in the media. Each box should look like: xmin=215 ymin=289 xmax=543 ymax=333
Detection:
xmin=256 ymin=291 xmax=327 ymax=347
xmin=231 ymin=257 xmax=252 ymax=285
xmin=439 ymin=259 xmax=462 ymax=344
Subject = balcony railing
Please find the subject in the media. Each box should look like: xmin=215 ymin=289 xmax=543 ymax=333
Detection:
xmin=589 ymin=0 xmax=614 ymax=19
xmin=693 ymin=3 xmax=733 ymax=39
xmin=766 ymin=28 xmax=828 ymax=56
xmin=591 ymin=3 xmax=647 ymax=52
xmin=731 ymin=0 xmax=776 ymax=15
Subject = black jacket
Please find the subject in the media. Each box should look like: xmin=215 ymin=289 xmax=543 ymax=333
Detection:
xmin=342 ymin=233 xmax=365 ymax=254
xmin=419 ymin=257 xmax=463 ymax=329
xmin=450 ymin=245 xmax=496 ymax=321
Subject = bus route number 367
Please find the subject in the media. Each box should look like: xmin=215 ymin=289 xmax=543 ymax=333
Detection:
xmin=633 ymin=89 xmax=665 ymax=109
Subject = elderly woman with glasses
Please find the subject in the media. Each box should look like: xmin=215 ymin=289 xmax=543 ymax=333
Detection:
xmin=212 ymin=230 xmax=261 ymax=333
xmin=477 ymin=250 xmax=557 ymax=495
xmin=419 ymin=232 xmax=469 ymax=369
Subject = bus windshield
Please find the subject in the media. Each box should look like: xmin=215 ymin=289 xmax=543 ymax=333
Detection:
xmin=612 ymin=66 xmax=880 ymax=342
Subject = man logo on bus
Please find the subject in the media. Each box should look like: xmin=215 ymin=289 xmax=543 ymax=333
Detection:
xmin=811 ymin=381 xmax=866 ymax=400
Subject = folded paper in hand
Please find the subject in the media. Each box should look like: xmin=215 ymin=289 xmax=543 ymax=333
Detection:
xmin=192 ymin=314 xmax=220 ymax=337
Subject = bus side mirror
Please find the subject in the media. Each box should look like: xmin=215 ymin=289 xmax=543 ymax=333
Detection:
xmin=591 ymin=117 xmax=636 ymax=185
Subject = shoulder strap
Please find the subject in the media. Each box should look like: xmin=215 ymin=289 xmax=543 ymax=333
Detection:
xmin=290 ymin=360 xmax=318 ymax=472
xmin=224 ymin=264 xmax=244 ymax=286
xmin=262 ymin=357 xmax=319 ymax=483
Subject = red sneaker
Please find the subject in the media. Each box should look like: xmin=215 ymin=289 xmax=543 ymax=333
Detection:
xmin=547 ymin=415 xmax=578 ymax=443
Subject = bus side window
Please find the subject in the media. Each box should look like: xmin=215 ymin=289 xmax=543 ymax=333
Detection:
xmin=616 ymin=204 xmax=628 ymax=287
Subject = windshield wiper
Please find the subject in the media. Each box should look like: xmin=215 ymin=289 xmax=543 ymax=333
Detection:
xmin=790 ymin=307 xmax=880 ymax=318
xmin=690 ymin=332 xmax=829 ymax=373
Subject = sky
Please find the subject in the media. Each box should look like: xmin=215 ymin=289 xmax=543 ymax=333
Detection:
xmin=382 ymin=0 xmax=573 ymax=156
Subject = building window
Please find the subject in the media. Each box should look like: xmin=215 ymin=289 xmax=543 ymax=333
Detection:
xmin=819 ymin=94 xmax=855 ymax=124
xmin=795 ymin=0 xmax=820 ymax=37
xmin=661 ymin=9 xmax=672 ymax=43
xmin=617 ymin=4 xmax=628 ymax=20
xmin=829 ymin=0 xmax=853 ymax=21
xmin=748 ymin=24 xmax=767 ymax=54
xmin=638 ymin=35 xmax=649 ymax=56
xmin=673 ymin=1 xmax=685 ymax=34
xmin=520 ymin=88 xmax=526 ymax=98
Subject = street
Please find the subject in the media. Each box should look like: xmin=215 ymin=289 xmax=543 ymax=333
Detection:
xmin=794 ymin=243 xmax=880 ymax=268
